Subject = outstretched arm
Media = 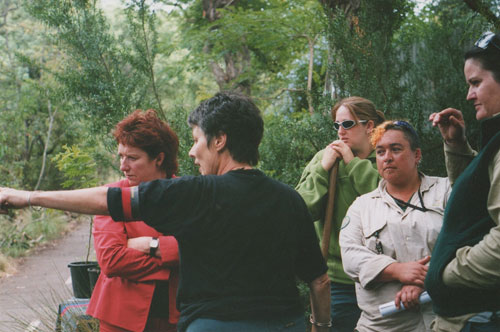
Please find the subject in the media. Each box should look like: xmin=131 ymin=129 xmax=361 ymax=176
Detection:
xmin=0 ymin=187 xmax=109 ymax=215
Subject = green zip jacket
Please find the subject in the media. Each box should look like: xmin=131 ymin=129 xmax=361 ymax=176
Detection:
xmin=296 ymin=149 xmax=380 ymax=284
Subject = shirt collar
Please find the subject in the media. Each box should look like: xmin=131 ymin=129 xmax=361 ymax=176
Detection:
xmin=373 ymin=172 xmax=437 ymax=198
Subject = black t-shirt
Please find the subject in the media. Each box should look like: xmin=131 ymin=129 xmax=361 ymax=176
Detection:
xmin=108 ymin=169 xmax=327 ymax=331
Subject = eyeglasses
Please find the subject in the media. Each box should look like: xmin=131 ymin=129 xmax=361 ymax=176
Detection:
xmin=333 ymin=120 xmax=367 ymax=131
xmin=475 ymin=31 xmax=500 ymax=51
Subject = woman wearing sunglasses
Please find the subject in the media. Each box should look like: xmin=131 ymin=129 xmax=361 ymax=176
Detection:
xmin=426 ymin=31 xmax=500 ymax=332
xmin=296 ymin=96 xmax=385 ymax=332
xmin=340 ymin=120 xmax=451 ymax=332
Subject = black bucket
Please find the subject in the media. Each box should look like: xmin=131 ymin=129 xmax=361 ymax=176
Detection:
xmin=88 ymin=266 xmax=101 ymax=294
xmin=68 ymin=261 xmax=98 ymax=298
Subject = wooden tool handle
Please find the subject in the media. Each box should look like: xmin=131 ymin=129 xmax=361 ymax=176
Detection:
xmin=321 ymin=161 xmax=339 ymax=260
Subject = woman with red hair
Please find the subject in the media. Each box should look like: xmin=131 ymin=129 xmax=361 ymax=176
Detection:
xmin=86 ymin=109 xmax=180 ymax=332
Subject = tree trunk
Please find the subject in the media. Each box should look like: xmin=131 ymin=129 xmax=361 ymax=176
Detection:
xmin=319 ymin=0 xmax=361 ymax=20
xmin=138 ymin=0 xmax=166 ymax=119
xmin=35 ymin=95 xmax=57 ymax=190
xmin=306 ymin=35 xmax=318 ymax=114
xmin=319 ymin=0 xmax=362 ymax=102
xmin=463 ymin=0 xmax=500 ymax=30
xmin=202 ymin=0 xmax=252 ymax=95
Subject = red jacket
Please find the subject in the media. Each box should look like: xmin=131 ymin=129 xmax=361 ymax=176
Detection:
xmin=86 ymin=179 xmax=180 ymax=332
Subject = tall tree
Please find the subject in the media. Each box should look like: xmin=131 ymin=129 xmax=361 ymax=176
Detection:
xmin=179 ymin=0 xmax=327 ymax=98
xmin=324 ymin=0 xmax=413 ymax=108
xmin=26 ymin=0 xmax=168 ymax=137
xmin=463 ymin=0 xmax=500 ymax=29
xmin=0 ymin=1 xmax=81 ymax=189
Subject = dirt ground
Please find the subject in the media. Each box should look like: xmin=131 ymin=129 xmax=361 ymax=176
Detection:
xmin=0 ymin=220 xmax=95 ymax=332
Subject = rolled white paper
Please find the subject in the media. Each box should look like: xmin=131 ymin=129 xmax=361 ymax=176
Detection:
xmin=379 ymin=291 xmax=431 ymax=317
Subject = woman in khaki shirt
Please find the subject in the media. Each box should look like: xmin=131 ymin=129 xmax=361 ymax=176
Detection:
xmin=340 ymin=121 xmax=451 ymax=332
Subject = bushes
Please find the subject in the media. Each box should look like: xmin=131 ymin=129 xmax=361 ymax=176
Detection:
xmin=0 ymin=210 xmax=74 ymax=258
xmin=259 ymin=110 xmax=335 ymax=186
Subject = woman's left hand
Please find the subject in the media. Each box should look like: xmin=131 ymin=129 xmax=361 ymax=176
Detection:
xmin=394 ymin=285 xmax=424 ymax=310
xmin=329 ymin=140 xmax=354 ymax=164
xmin=127 ymin=236 xmax=153 ymax=254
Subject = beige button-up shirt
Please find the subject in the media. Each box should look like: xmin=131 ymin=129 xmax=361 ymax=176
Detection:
xmin=340 ymin=175 xmax=451 ymax=332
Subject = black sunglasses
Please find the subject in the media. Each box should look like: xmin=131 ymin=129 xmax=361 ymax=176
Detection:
xmin=333 ymin=119 xmax=367 ymax=131
xmin=475 ymin=31 xmax=500 ymax=51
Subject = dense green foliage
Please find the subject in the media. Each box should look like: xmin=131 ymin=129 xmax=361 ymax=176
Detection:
xmin=0 ymin=209 xmax=75 ymax=258
xmin=52 ymin=145 xmax=100 ymax=188
xmin=0 ymin=0 xmax=499 ymax=261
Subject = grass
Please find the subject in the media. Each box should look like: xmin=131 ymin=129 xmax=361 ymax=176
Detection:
xmin=0 ymin=252 xmax=15 ymax=277
xmin=0 ymin=274 xmax=99 ymax=332
xmin=0 ymin=209 xmax=97 ymax=331
xmin=0 ymin=208 xmax=83 ymax=272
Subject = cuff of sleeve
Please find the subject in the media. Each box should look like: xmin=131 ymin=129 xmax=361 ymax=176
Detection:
xmin=312 ymin=157 xmax=329 ymax=180
xmin=359 ymin=256 xmax=397 ymax=289
xmin=107 ymin=186 xmax=140 ymax=221
xmin=108 ymin=187 xmax=124 ymax=221
xmin=343 ymin=156 xmax=362 ymax=173
xmin=444 ymin=140 xmax=475 ymax=156
xmin=159 ymin=236 xmax=179 ymax=264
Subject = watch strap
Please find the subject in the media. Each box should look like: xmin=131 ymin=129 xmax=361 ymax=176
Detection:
xmin=149 ymin=237 xmax=159 ymax=256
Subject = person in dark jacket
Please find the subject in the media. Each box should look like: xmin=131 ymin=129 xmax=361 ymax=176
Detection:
xmin=427 ymin=31 xmax=500 ymax=332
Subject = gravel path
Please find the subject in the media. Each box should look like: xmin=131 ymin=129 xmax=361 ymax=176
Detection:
xmin=0 ymin=220 xmax=95 ymax=332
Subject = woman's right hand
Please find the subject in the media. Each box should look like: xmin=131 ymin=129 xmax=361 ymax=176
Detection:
xmin=321 ymin=141 xmax=341 ymax=171
xmin=429 ymin=108 xmax=466 ymax=147
xmin=380 ymin=256 xmax=430 ymax=287
xmin=394 ymin=256 xmax=430 ymax=287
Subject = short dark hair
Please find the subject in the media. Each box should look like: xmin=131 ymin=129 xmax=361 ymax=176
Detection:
xmin=371 ymin=120 xmax=420 ymax=151
xmin=188 ymin=92 xmax=264 ymax=166
xmin=113 ymin=109 xmax=179 ymax=178
xmin=465 ymin=32 xmax=500 ymax=83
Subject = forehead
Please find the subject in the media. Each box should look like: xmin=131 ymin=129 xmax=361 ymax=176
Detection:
xmin=464 ymin=58 xmax=486 ymax=79
xmin=376 ymin=129 xmax=408 ymax=147
xmin=335 ymin=105 xmax=356 ymax=121
xmin=118 ymin=143 xmax=144 ymax=155
xmin=191 ymin=125 xmax=206 ymax=138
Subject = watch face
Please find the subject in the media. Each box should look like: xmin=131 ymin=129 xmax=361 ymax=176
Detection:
xmin=151 ymin=238 xmax=159 ymax=248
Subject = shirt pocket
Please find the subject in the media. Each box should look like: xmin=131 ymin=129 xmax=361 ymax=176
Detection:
xmin=362 ymin=217 xmax=388 ymax=255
